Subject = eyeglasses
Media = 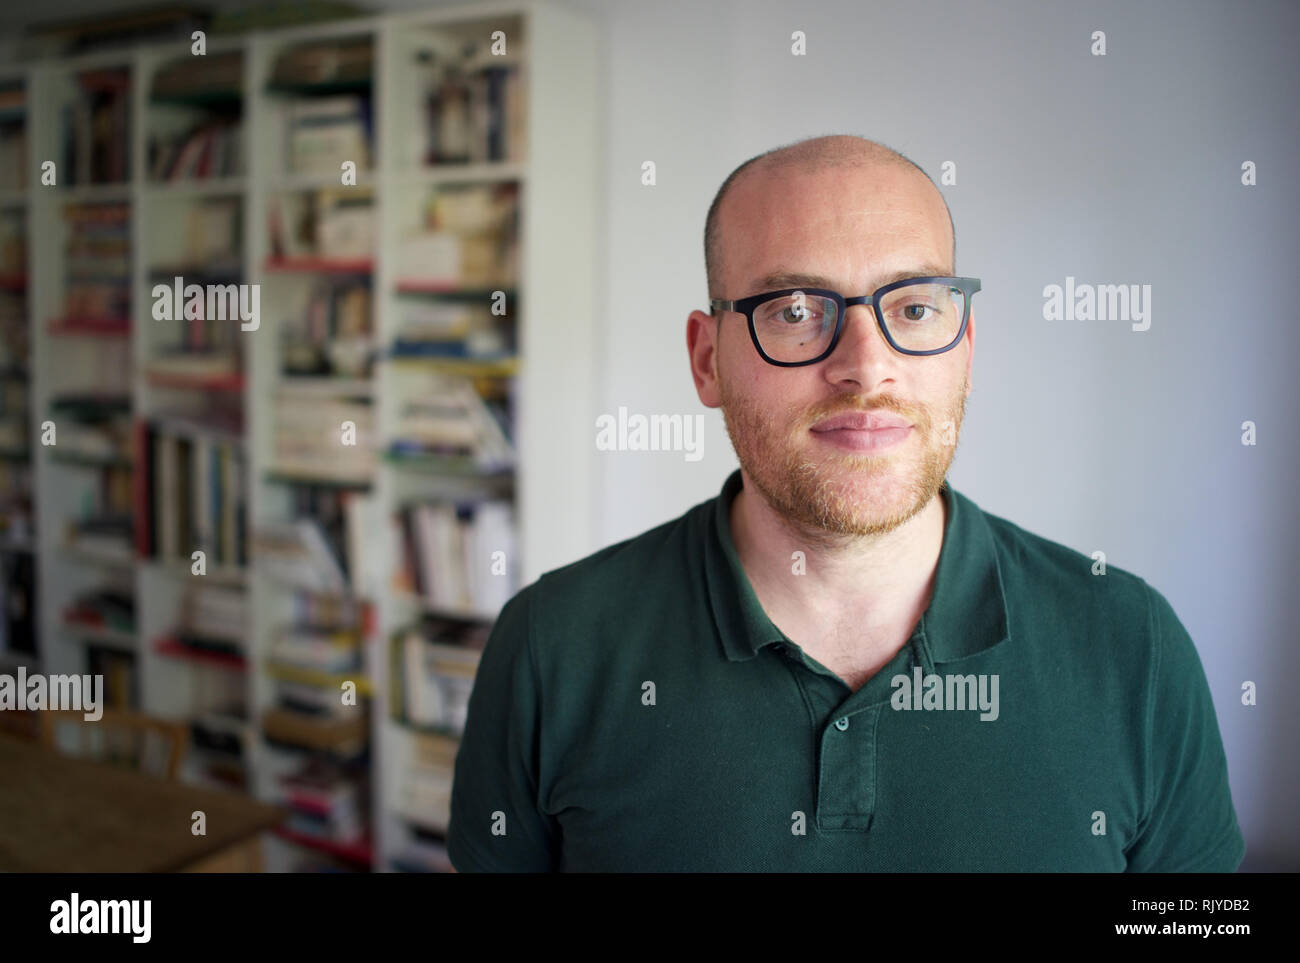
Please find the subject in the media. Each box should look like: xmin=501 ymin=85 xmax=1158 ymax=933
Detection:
xmin=710 ymin=276 xmax=981 ymax=366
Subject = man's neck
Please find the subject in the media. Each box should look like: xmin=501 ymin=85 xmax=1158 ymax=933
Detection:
xmin=730 ymin=472 xmax=948 ymax=660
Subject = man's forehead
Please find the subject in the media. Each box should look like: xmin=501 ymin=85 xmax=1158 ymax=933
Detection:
xmin=732 ymin=209 xmax=949 ymax=284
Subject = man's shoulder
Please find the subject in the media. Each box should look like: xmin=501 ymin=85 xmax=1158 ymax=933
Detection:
xmin=956 ymin=488 xmax=1159 ymax=630
xmin=504 ymin=492 xmax=712 ymax=627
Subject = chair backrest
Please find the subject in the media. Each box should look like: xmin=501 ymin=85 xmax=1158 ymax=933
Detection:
xmin=38 ymin=708 xmax=189 ymax=781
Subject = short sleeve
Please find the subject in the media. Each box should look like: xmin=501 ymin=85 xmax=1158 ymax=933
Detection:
xmin=1124 ymin=585 xmax=1245 ymax=872
xmin=447 ymin=584 xmax=559 ymax=872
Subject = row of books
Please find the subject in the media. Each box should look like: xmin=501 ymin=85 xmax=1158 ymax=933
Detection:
xmin=51 ymin=414 xmax=131 ymax=463
xmin=269 ymin=625 xmax=361 ymax=675
xmin=64 ymin=512 xmax=133 ymax=561
xmin=157 ymin=310 xmax=247 ymax=355
xmin=392 ymin=301 xmax=513 ymax=360
xmin=263 ymin=703 xmax=368 ymax=759
xmin=187 ymin=708 xmax=250 ymax=791
xmin=88 ymin=645 xmax=136 ymax=709
xmin=62 ymin=68 xmax=131 ymax=186
xmin=148 ymin=120 xmax=243 ymax=181
xmin=389 ymin=373 xmax=514 ymax=473
xmin=395 ymin=497 xmax=517 ymax=614
xmin=272 ymin=392 xmax=375 ymax=483
xmin=284 ymin=95 xmax=372 ymax=175
xmin=64 ymin=202 xmax=130 ymax=320
xmin=391 ymin=617 xmax=487 ymax=735
xmin=277 ymin=757 xmax=368 ymax=845
xmin=49 ymin=398 xmax=133 ymax=560
xmin=174 ymin=584 xmax=249 ymax=656
xmin=137 ymin=421 xmax=248 ymax=570
xmin=252 ymin=493 xmax=373 ymax=595
xmin=396 ymin=182 xmax=519 ymax=286
xmin=269 ymin=188 xmax=374 ymax=261
xmin=281 ymin=279 xmax=372 ymax=378
xmin=0 ymin=408 xmax=26 ymax=451
xmin=0 ymin=211 xmax=25 ymax=276
xmin=0 ymin=127 xmax=24 ymax=192
xmin=155 ymin=196 xmax=241 ymax=273
xmin=145 ymin=351 xmax=241 ymax=383
xmin=63 ymin=585 xmax=135 ymax=635
xmin=395 ymin=728 xmax=459 ymax=835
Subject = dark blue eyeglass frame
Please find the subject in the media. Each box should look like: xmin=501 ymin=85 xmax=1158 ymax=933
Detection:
xmin=709 ymin=276 xmax=982 ymax=366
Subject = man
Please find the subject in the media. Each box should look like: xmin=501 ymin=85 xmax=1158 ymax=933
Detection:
xmin=447 ymin=134 xmax=1245 ymax=872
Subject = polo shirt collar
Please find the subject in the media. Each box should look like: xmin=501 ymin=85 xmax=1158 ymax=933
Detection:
xmin=704 ymin=468 xmax=1011 ymax=665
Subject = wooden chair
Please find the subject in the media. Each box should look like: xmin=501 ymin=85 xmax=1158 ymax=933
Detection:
xmin=38 ymin=708 xmax=190 ymax=781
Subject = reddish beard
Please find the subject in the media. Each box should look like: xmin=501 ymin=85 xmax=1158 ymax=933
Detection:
xmin=719 ymin=376 xmax=967 ymax=537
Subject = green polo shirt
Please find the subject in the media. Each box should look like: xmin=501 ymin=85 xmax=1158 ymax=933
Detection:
xmin=447 ymin=469 xmax=1245 ymax=872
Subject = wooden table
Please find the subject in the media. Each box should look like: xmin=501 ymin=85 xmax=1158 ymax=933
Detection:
xmin=0 ymin=733 xmax=287 ymax=872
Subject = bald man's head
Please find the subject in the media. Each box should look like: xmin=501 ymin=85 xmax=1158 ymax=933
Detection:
xmin=704 ymin=135 xmax=955 ymax=301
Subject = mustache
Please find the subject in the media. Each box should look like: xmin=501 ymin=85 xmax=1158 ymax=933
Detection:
xmin=799 ymin=395 xmax=929 ymax=431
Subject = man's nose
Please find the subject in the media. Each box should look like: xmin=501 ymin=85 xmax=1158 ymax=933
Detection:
xmin=823 ymin=304 xmax=896 ymax=378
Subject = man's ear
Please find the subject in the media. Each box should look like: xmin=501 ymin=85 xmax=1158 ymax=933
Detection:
xmin=687 ymin=309 xmax=723 ymax=408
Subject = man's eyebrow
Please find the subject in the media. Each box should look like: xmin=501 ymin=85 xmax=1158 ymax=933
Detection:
xmin=750 ymin=265 xmax=953 ymax=293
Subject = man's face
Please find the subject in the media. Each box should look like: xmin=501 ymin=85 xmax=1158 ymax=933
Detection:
xmin=689 ymin=161 xmax=973 ymax=538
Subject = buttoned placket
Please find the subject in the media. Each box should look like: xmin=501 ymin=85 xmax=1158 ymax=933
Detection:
xmin=776 ymin=622 xmax=937 ymax=833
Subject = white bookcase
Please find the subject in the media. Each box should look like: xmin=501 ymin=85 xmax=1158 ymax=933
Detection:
xmin=17 ymin=0 xmax=600 ymax=872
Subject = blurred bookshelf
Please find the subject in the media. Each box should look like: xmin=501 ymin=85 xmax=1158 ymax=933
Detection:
xmin=14 ymin=1 xmax=599 ymax=874
xmin=0 ymin=69 xmax=36 ymax=674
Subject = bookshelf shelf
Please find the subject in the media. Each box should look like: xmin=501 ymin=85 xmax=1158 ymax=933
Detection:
xmin=263 ymin=256 xmax=374 ymax=274
xmin=391 ymin=280 xmax=516 ymax=297
xmin=269 ymin=170 xmax=376 ymax=191
xmin=265 ymin=661 xmax=374 ymax=695
xmin=275 ymin=376 xmax=373 ymax=399
xmin=144 ymin=177 xmax=247 ymax=198
xmin=263 ymin=468 xmax=373 ymax=489
xmin=54 ymin=184 xmax=133 ymax=203
xmin=380 ymin=450 xmax=513 ymax=478
xmin=153 ymin=560 xmax=248 ymax=586
xmin=154 ymin=636 xmax=247 ymax=670
xmin=270 ymin=826 xmax=373 ymax=867
xmin=144 ymin=370 xmax=246 ymax=392
xmin=386 ymin=355 xmax=520 ymax=378
xmin=389 ymin=161 xmax=527 ymax=188
xmin=47 ymin=318 xmax=131 ymax=336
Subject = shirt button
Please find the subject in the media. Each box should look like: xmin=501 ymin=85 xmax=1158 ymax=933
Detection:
xmin=834 ymin=717 xmax=849 ymax=731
